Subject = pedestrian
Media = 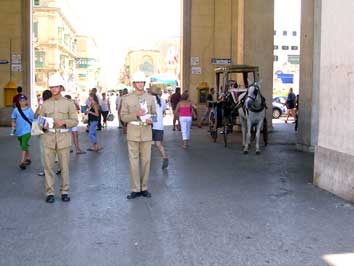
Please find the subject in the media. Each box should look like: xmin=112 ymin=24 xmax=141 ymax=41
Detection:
xmin=115 ymin=92 xmax=122 ymax=128
xmin=12 ymin=86 xmax=24 ymax=108
xmin=101 ymin=92 xmax=111 ymax=128
xmin=86 ymin=92 xmax=102 ymax=152
xmin=120 ymin=71 xmax=156 ymax=199
xmin=64 ymin=95 xmax=86 ymax=155
xmin=119 ymin=88 xmax=129 ymax=134
xmin=285 ymin=87 xmax=296 ymax=123
xmin=170 ymin=87 xmax=181 ymax=131
xmin=175 ymin=91 xmax=197 ymax=149
xmin=35 ymin=89 xmax=52 ymax=176
xmin=198 ymin=87 xmax=215 ymax=128
xmin=11 ymin=95 xmax=34 ymax=169
xmin=78 ymin=89 xmax=88 ymax=119
xmin=91 ymin=88 xmax=102 ymax=130
xmin=39 ymin=73 xmax=79 ymax=203
xmin=150 ymin=86 xmax=169 ymax=169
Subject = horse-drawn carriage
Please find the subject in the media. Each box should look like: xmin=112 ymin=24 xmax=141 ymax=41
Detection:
xmin=209 ymin=64 xmax=268 ymax=153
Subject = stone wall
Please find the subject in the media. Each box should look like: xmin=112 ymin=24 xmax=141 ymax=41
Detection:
xmin=314 ymin=0 xmax=354 ymax=202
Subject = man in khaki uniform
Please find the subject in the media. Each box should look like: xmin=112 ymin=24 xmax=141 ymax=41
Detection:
xmin=120 ymin=71 xmax=156 ymax=199
xmin=40 ymin=73 xmax=78 ymax=203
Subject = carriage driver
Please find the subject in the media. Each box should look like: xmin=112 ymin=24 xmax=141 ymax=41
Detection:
xmin=120 ymin=71 xmax=156 ymax=199
xmin=40 ymin=73 xmax=79 ymax=203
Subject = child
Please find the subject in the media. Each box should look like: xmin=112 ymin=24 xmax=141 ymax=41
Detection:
xmin=11 ymin=95 xmax=34 ymax=169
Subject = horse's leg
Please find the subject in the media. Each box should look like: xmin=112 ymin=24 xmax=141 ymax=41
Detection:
xmin=255 ymin=118 xmax=264 ymax=154
xmin=239 ymin=112 xmax=246 ymax=149
xmin=244 ymin=118 xmax=251 ymax=154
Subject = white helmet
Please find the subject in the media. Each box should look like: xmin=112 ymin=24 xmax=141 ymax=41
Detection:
xmin=131 ymin=71 xmax=146 ymax=83
xmin=48 ymin=73 xmax=65 ymax=88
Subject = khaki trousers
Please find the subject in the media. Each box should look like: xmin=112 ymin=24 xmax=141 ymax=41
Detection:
xmin=127 ymin=140 xmax=152 ymax=192
xmin=43 ymin=146 xmax=71 ymax=195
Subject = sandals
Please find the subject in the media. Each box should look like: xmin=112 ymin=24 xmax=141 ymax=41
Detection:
xmin=87 ymin=147 xmax=103 ymax=152
xmin=76 ymin=150 xmax=86 ymax=155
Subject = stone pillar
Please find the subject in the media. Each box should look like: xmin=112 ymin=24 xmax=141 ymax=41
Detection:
xmin=0 ymin=0 xmax=31 ymax=125
xmin=297 ymin=0 xmax=321 ymax=152
xmin=243 ymin=0 xmax=274 ymax=125
xmin=314 ymin=0 xmax=354 ymax=202
xmin=182 ymin=0 xmax=191 ymax=93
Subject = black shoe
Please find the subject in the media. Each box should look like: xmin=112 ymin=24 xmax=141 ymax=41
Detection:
xmin=46 ymin=195 xmax=55 ymax=203
xmin=61 ymin=194 xmax=70 ymax=202
xmin=56 ymin=169 xmax=61 ymax=175
xmin=141 ymin=190 xmax=152 ymax=198
xmin=19 ymin=163 xmax=26 ymax=170
xmin=127 ymin=192 xmax=141 ymax=199
xmin=25 ymin=159 xmax=32 ymax=165
xmin=162 ymin=158 xmax=169 ymax=169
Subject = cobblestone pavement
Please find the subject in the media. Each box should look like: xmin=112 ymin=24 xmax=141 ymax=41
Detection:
xmin=0 ymin=121 xmax=353 ymax=266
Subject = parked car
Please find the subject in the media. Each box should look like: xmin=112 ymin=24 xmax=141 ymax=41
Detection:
xmin=272 ymin=97 xmax=287 ymax=119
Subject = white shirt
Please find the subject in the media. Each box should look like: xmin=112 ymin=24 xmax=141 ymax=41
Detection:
xmin=115 ymin=95 xmax=121 ymax=111
xmin=152 ymin=96 xmax=166 ymax=131
xmin=101 ymin=98 xmax=109 ymax=112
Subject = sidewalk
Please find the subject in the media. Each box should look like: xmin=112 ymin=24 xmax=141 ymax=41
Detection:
xmin=0 ymin=122 xmax=353 ymax=266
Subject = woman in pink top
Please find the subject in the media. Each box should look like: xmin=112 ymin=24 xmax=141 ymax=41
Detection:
xmin=175 ymin=92 xmax=197 ymax=148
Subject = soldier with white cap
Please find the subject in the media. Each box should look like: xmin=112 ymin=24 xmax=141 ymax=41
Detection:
xmin=120 ymin=71 xmax=156 ymax=199
xmin=39 ymin=73 xmax=78 ymax=203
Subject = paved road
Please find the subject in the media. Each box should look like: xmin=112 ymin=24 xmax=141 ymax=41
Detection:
xmin=0 ymin=123 xmax=353 ymax=266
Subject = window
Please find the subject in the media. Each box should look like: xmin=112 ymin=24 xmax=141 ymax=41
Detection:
xmin=288 ymin=55 xmax=300 ymax=64
xmin=35 ymin=51 xmax=45 ymax=68
xmin=33 ymin=22 xmax=38 ymax=39
xmin=291 ymin=46 xmax=298 ymax=50
xmin=283 ymin=31 xmax=287 ymax=36
xmin=282 ymin=45 xmax=289 ymax=50
xmin=292 ymin=31 xmax=297 ymax=36
xmin=274 ymin=45 xmax=279 ymax=50
xmin=58 ymin=27 xmax=63 ymax=43
xmin=274 ymin=30 xmax=277 ymax=36
xmin=33 ymin=0 xmax=40 ymax=6
xmin=274 ymin=55 xmax=279 ymax=62
xmin=64 ymin=34 xmax=70 ymax=46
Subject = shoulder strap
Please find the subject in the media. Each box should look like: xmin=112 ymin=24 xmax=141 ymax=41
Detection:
xmin=17 ymin=107 xmax=32 ymax=126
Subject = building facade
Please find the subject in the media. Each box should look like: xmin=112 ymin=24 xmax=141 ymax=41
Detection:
xmin=273 ymin=28 xmax=300 ymax=96
xmin=75 ymin=35 xmax=100 ymax=92
xmin=33 ymin=0 xmax=77 ymax=97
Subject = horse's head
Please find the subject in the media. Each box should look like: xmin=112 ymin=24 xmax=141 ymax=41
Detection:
xmin=246 ymin=82 xmax=264 ymax=111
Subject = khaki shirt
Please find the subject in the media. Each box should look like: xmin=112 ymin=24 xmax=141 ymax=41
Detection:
xmin=120 ymin=92 xmax=156 ymax=142
xmin=40 ymin=96 xmax=79 ymax=149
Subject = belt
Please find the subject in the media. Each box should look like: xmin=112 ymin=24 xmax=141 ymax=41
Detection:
xmin=47 ymin=128 xmax=70 ymax=133
xmin=129 ymin=121 xmax=149 ymax=126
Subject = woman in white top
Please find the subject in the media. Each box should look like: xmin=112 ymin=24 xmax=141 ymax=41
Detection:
xmin=151 ymin=86 xmax=168 ymax=169
xmin=101 ymin=92 xmax=111 ymax=128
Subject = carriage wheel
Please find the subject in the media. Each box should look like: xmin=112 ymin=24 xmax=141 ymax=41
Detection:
xmin=263 ymin=118 xmax=268 ymax=146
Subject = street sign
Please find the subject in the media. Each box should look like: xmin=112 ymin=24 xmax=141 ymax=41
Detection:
xmin=211 ymin=58 xmax=232 ymax=65
xmin=0 ymin=60 xmax=9 ymax=65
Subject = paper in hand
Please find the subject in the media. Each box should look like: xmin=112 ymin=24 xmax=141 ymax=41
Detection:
xmin=37 ymin=115 xmax=54 ymax=129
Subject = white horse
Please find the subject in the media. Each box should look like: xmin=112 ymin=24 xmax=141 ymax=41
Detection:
xmin=238 ymin=82 xmax=266 ymax=154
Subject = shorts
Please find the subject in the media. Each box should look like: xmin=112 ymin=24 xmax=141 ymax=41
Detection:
xmin=71 ymin=126 xmax=78 ymax=132
xmin=17 ymin=133 xmax=31 ymax=151
xmin=152 ymin=129 xmax=164 ymax=141
xmin=80 ymin=105 xmax=87 ymax=113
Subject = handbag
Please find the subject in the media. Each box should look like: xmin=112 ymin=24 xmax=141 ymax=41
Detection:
xmin=31 ymin=119 xmax=44 ymax=136
xmin=107 ymin=113 xmax=114 ymax=121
